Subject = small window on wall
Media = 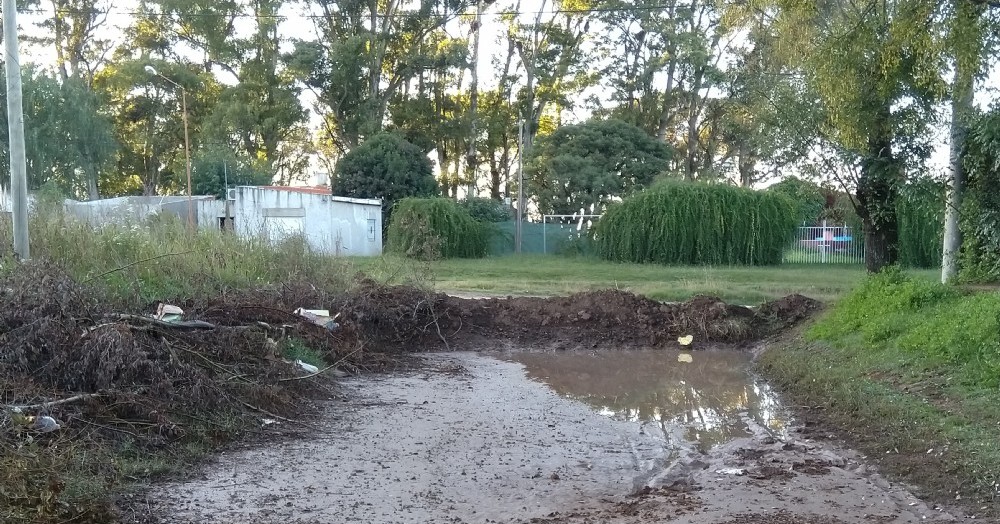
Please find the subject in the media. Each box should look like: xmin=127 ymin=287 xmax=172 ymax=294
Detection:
xmin=367 ymin=219 xmax=376 ymax=242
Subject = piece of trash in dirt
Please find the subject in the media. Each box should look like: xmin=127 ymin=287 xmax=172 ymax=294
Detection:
xmin=261 ymin=418 xmax=278 ymax=427
xmin=294 ymin=308 xmax=341 ymax=332
xmin=154 ymin=303 xmax=184 ymax=322
xmin=30 ymin=415 xmax=61 ymax=433
xmin=715 ymin=468 xmax=747 ymax=476
xmin=296 ymin=360 xmax=320 ymax=374
xmin=678 ymin=335 xmax=694 ymax=346
xmin=677 ymin=353 xmax=693 ymax=363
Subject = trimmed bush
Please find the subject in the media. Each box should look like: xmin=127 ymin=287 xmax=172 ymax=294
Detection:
xmin=387 ymin=198 xmax=494 ymax=259
xmin=595 ymin=181 xmax=797 ymax=266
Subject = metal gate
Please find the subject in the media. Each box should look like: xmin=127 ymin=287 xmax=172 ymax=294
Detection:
xmin=784 ymin=222 xmax=864 ymax=264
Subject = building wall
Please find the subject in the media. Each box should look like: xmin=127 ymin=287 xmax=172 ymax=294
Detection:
xmin=232 ymin=186 xmax=382 ymax=256
xmin=63 ymin=196 xmax=221 ymax=230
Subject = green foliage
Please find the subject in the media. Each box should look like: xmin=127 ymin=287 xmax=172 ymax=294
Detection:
xmin=896 ymin=180 xmax=944 ymax=269
xmin=332 ymin=133 xmax=438 ymax=219
xmin=810 ymin=269 xmax=1000 ymax=387
xmin=595 ymin=181 xmax=797 ymax=266
xmin=0 ymin=70 xmax=117 ymax=198
xmin=282 ymin=338 xmax=327 ymax=369
xmin=457 ymin=197 xmax=512 ymax=223
xmin=960 ymin=106 xmax=1000 ymax=282
xmin=191 ymin=145 xmax=272 ymax=198
xmin=767 ymin=177 xmax=825 ymax=225
xmin=527 ymin=119 xmax=674 ymax=215
xmin=387 ymin=198 xmax=494 ymax=260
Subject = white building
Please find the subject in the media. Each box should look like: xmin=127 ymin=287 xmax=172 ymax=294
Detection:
xmin=232 ymin=186 xmax=382 ymax=256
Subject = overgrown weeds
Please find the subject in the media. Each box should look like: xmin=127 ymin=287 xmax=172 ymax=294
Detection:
xmin=0 ymin=210 xmax=354 ymax=307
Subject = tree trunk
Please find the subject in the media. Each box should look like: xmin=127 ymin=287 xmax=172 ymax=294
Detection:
xmin=465 ymin=0 xmax=483 ymax=198
xmin=655 ymin=57 xmax=677 ymax=142
xmin=942 ymin=76 xmax=972 ymax=282
xmin=86 ymin=164 xmax=99 ymax=200
xmin=857 ymin=134 xmax=900 ymax=273
xmin=941 ymin=0 xmax=983 ymax=283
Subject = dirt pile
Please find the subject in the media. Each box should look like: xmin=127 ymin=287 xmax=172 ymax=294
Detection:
xmin=338 ymin=279 xmax=820 ymax=352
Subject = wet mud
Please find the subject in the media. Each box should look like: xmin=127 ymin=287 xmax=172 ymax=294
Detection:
xmin=149 ymin=351 xmax=970 ymax=524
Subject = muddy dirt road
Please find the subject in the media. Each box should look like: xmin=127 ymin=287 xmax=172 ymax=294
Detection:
xmin=151 ymin=351 xmax=970 ymax=524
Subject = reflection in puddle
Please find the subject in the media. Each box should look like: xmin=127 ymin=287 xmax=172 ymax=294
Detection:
xmin=507 ymin=351 xmax=787 ymax=451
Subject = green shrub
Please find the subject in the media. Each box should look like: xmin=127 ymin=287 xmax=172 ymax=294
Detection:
xmin=594 ymin=181 xmax=797 ymax=266
xmin=457 ymin=197 xmax=512 ymax=223
xmin=809 ymin=268 xmax=960 ymax=345
xmin=897 ymin=180 xmax=944 ymax=269
xmin=767 ymin=177 xmax=825 ymax=225
xmin=387 ymin=198 xmax=494 ymax=260
xmin=809 ymin=269 xmax=1000 ymax=385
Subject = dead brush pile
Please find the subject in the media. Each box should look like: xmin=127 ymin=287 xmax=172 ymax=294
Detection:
xmin=0 ymin=265 xmax=362 ymax=523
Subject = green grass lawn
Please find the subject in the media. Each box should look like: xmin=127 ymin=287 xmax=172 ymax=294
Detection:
xmin=358 ymin=254 xmax=939 ymax=304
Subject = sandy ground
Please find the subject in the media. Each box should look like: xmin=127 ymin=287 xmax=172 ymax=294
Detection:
xmin=148 ymin=352 xmax=971 ymax=524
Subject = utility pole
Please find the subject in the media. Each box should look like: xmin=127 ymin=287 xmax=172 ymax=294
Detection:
xmin=223 ymin=160 xmax=230 ymax=231
xmin=145 ymin=65 xmax=193 ymax=230
xmin=515 ymin=120 xmax=524 ymax=253
xmin=4 ymin=0 xmax=30 ymax=260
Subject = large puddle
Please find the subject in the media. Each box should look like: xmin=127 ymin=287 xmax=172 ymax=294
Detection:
xmin=507 ymin=350 xmax=788 ymax=451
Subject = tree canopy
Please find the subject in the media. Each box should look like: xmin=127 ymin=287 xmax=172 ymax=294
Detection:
xmin=332 ymin=133 xmax=439 ymax=211
xmin=527 ymin=119 xmax=673 ymax=215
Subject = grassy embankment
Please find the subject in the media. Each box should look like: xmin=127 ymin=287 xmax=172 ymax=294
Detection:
xmin=758 ymin=269 xmax=1000 ymax=517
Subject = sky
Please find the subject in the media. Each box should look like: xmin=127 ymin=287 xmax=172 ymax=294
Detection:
xmin=9 ymin=0 xmax=1000 ymax=188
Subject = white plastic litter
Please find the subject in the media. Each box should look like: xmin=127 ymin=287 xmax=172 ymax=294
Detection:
xmin=294 ymin=308 xmax=341 ymax=331
xmin=155 ymin=303 xmax=185 ymax=322
xmin=296 ymin=360 xmax=320 ymax=374
xmin=31 ymin=415 xmax=61 ymax=433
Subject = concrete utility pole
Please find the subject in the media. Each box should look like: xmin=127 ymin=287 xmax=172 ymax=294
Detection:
xmin=145 ymin=65 xmax=194 ymax=230
xmin=515 ymin=120 xmax=524 ymax=253
xmin=465 ymin=0 xmax=483 ymax=200
xmin=4 ymin=0 xmax=30 ymax=260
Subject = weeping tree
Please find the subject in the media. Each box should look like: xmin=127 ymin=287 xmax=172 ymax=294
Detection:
xmin=595 ymin=182 xmax=797 ymax=266
xmin=387 ymin=198 xmax=494 ymax=259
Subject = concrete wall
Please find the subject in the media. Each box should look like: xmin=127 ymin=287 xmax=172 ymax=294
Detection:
xmin=232 ymin=186 xmax=382 ymax=256
xmin=63 ymin=196 xmax=221 ymax=230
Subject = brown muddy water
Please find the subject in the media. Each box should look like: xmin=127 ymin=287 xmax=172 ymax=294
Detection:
xmin=506 ymin=351 xmax=787 ymax=453
xmin=149 ymin=351 xmax=971 ymax=524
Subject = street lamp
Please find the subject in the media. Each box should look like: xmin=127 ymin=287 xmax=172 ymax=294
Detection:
xmin=145 ymin=65 xmax=193 ymax=230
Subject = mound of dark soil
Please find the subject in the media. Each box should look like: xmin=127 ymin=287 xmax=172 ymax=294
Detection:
xmin=336 ymin=279 xmax=817 ymax=352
